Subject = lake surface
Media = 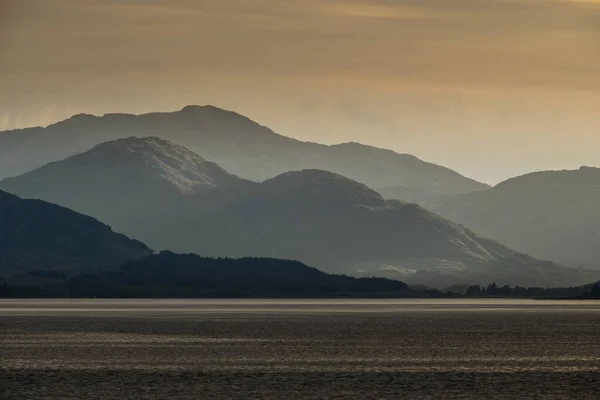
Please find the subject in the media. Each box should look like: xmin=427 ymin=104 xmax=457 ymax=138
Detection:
xmin=2 ymin=299 xmax=600 ymax=399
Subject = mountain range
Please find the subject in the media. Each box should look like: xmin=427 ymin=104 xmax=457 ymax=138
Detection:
xmin=0 ymin=189 xmax=150 ymax=282
xmin=0 ymin=105 xmax=488 ymax=206
xmin=432 ymin=167 xmax=600 ymax=268
xmin=2 ymin=105 xmax=598 ymax=288
xmin=1 ymin=136 xmax=591 ymax=287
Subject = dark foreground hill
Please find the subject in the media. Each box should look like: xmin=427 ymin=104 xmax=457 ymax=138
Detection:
xmin=1 ymin=251 xmax=419 ymax=298
xmin=0 ymin=189 xmax=151 ymax=281
xmin=2 ymin=137 xmax=592 ymax=287
xmin=432 ymin=167 xmax=600 ymax=268
xmin=0 ymin=105 xmax=488 ymax=205
xmin=3 ymin=252 xmax=598 ymax=299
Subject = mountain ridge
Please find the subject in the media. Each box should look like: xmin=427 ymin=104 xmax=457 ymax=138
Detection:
xmin=0 ymin=105 xmax=489 ymax=205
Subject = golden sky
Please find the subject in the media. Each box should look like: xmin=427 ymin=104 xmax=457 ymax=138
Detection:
xmin=1 ymin=0 xmax=599 ymax=183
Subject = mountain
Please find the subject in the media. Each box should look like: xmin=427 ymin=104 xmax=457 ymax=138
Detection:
xmin=235 ymin=170 xmax=588 ymax=287
xmin=0 ymin=189 xmax=150 ymax=281
xmin=0 ymin=105 xmax=488 ymax=205
xmin=1 ymin=136 xmax=256 ymax=255
xmin=2 ymin=135 xmax=246 ymax=194
xmin=1 ymin=137 xmax=591 ymax=287
xmin=431 ymin=167 xmax=600 ymax=268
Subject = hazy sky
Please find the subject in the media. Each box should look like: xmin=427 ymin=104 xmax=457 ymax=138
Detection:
xmin=1 ymin=0 xmax=599 ymax=184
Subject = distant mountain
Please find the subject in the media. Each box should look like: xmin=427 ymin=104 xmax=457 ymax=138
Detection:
xmin=0 ymin=105 xmax=488 ymax=204
xmin=0 ymin=189 xmax=150 ymax=281
xmin=1 ymin=137 xmax=590 ymax=287
xmin=235 ymin=169 xmax=588 ymax=287
xmin=376 ymin=185 xmax=465 ymax=210
xmin=431 ymin=167 xmax=600 ymax=268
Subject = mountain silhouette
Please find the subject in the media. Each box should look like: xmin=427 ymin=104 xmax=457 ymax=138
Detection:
xmin=0 ymin=189 xmax=150 ymax=281
xmin=65 ymin=251 xmax=411 ymax=298
xmin=0 ymin=105 xmax=488 ymax=205
xmin=431 ymin=166 xmax=600 ymax=268
xmin=2 ymin=137 xmax=591 ymax=287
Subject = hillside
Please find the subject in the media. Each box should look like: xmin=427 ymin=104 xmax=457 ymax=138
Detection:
xmin=432 ymin=166 xmax=600 ymax=267
xmin=1 ymin=138 xmax=590 ymax=287
xmin=63 ymin=251 xmax=411 ymax=298
xmin=0 ymin=105 xmax=488 ymax=205
xmin=0 ymin=189 xmax=151 ymax=281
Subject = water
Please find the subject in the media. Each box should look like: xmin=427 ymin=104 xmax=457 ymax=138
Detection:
xmin=2 ymin=299 xmax=600 ymax=399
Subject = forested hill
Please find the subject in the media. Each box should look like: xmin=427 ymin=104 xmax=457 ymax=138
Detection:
xmin=1 ymin=251 xmax=420 ymax=298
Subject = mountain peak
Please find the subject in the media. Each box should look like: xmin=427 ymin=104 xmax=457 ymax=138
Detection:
xmin=180 ymin=104 xmax=221 ymax=113
xmin=175 ymin=104 xmax=262 ymax=129
xmin=178 ymin=104 xmax=243 ymax=119
xmin=2 ymin=137 xmax=243 ymax=197
xmin=96 ymin=136 xmax=199 ymax=156
xmin=262 ymin=169 xmax=386 ymax=208
xmin=578 ymin=166 xmax=600 ymax=173
xmin=62 ymin=113 xmax=99 ymax=124
xmin=90 ymin=136 xmax=209 ymax=171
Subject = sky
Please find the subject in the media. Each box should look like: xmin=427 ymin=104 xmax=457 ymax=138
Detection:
xmin=1 ymin=0 xmax=599 ymax=184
